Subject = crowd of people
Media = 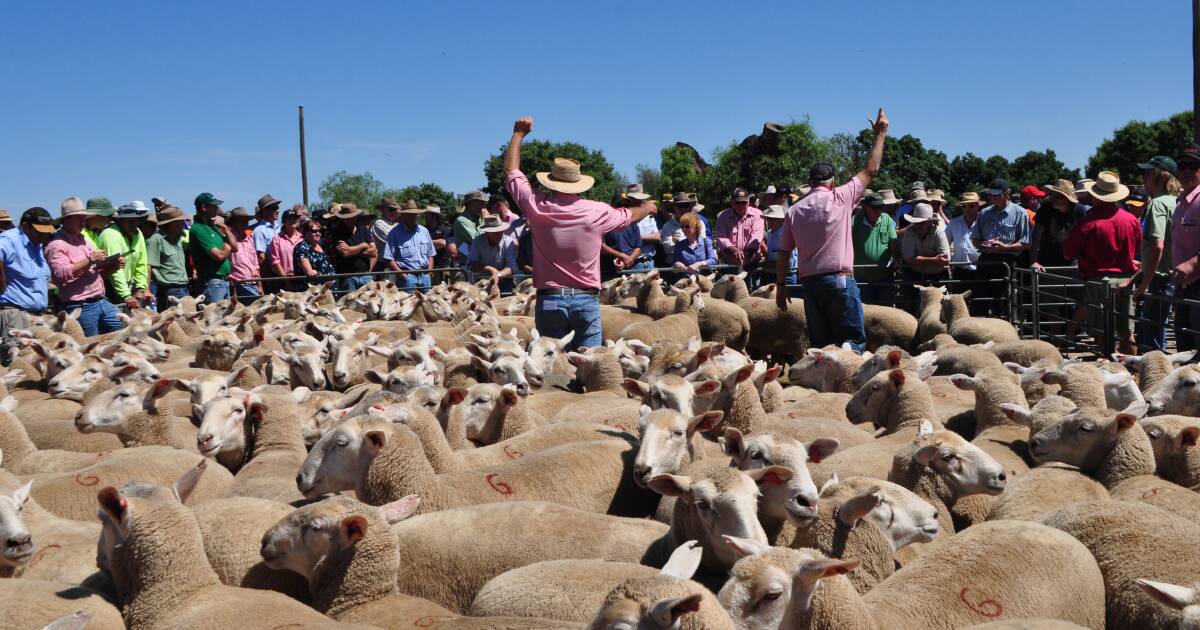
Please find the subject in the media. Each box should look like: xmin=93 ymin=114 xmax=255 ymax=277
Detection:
xmin=1 ymin=111 xmax=1198 ymax=356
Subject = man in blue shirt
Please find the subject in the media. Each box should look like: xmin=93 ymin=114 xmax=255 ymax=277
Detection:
xmin=0 ymin=208 xmax=54 ymax=364
xmin=252 ymin=194 xmax=281 ymax=288
xmin=601 ymin=218 xmax=644 ymax=278
xmin=970 ymin=177 xmax=1032 ymax=317
xmin=382 ymin=199 xmax=436 ymax=291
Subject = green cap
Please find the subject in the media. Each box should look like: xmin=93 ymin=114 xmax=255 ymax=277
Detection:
xmin=85 ymin=197 xmax=116 ymax=217
xmin=1137 ymin=155 xmax=1178 ymax=175
xmin=194 ymin=192 xmax=224 ymax=207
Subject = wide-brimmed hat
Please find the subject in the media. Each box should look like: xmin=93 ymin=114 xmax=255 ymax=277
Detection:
xmin=957 ymin=192 xmax=984 ymax=206
xmin=536 ymin=158 xmax=595 ymax=194
xmin=625 ymin=183 xmax=651 ymax=201
xmin=256 ymin=194 xmax=282 ymax=212
xmin=1125 ymin=189 xmax=1150 ymax=208
xmin=398 ymin=199 xmax=424 ymax=214
xmin=1074 ymin=179 xmax=1094 ymax=195
xmin=157 ymin=206 xmax=187 ymax=225
xmin=228 ymin=206 xmax=253 ymax=219
xmin=60 ymin=196 xmax=89 ymax=218
xmin=1044 ymin=179 xmax=1079 ymax=204
xmin=376 ymin=197 xmax=401 ymax=212
xmin=763 ymin=204 xmax=787 ymax=219
xmin=334 ymin=203 xmax=363 ymax=219
xmin=115 ymin=201 xmax=151 ymax=219
xmin=480 ymin=215 xmax=510 ymax=233
xmin=877 ymin=189 xmax=901 ymax=206
xmin=904 ymin=203 xmax=936 ymax=224
xmin=462 ymin=190 xmax=490 ymax=206
xmin=85 ymin=197 xmax=116 ymax=218
xmin=906 ymin=189 xmax=930 ymax=204
xmin=0 ymin=210 xmax=12 ymax=224
xmin=670 ymin=192 xmax=697 ymax=208
xmin=424 ymin=204 xmax=443 ymax=215
xmin=926 ymin=189 xmax=946 ymax=204
xmin=1084 ymin=171 xmax=1130 ymax=203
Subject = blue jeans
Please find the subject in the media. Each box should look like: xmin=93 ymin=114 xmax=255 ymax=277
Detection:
xmin=200 ymin=277 xmax=229 ymax=304
xmin=630 ymin=259 xmax=655 ymax=272
xmin=337 ymin=274 xmax=373 ymax=293
xmin=234 ymin=282 xmax=261 ymax=305
xmin=535 ymin=293 xmax=601 ymax=351
xmin=61 ymin=299 xmax=124 ymax=337
xmin=800 ymin=273 xmax=866 ymax=352
xmin=155 ymin=286 xmax=190 ymax=312
xmin=396 ymin=272 xmax=431 ymax=291
xmin=1138 ymin=275 xmax=1173 ymax=352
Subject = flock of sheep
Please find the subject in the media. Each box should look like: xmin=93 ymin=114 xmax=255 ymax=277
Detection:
xmin=3 ymin=269 xmax=1200 ymax=629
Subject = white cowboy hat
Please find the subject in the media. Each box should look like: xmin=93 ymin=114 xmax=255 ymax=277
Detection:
xmin=904 ymin=202 xmax=936 ymax=224
xmin=1084 ymin=172 xmax=1130 ymax=203
xmin=762 ymin=204 xmax=787 ymax=220
xmin=536 ymin=158 xmax=595 ymax=194
xmin=479 ymin=215 xmax=510 ymax=233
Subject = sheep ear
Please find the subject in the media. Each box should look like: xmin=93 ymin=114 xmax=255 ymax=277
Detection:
xmin=149 ymin=378 xmax=175 ymax=400
xmin=1136 ymin=578 xmax=1197 ymax=611
xmin=340 ymin=515 xmax=368 ymax=545
xmin=97 ymin=486 xmax=127 ymax=521
xmin=918 ymin=419 xmax=934 ymax=436
xmin=1041 ymin=370 xmax=1065 ymax=385
xmin=622 ymin=378 xmax=651 ymax=401
xmin=837 ymin=488 xmax=882 ymax=526
xmin=819 ymin=472 xmax=840 ymax=496
xmin=721 ymin=427 xmax=745 ymax=456
xmin=290 ymin=386 xmax=312 ymax=403
xmin=793 ymin=557 xmax=861 ymax=583
xmin=745 ymin=465 xmax=793 ymax=487
xmin=226 ymin=364 xmax=250 ymax=386
xmin=0 ymin=396 xmax=16 ymax=414
xmin=172 ymin=459 xmax=207 ymax=503
xmin=443 ymin=388 xmax=467 ymax=407
xmin=556 ymin=330 xmax=575 ymax=349
xmin=12 ymin=480 xmax=31 ymax=505
xmin=808 ymin=438 xmax=839 ymax=463
xmin=1 ymin=369 xmax=24 ymax=386
xmin=734 ymin=364 xmax=755 ymax=384
xmin=1115 ymin=403 xmax=1149 ymax=430
xmin=363 ymin=370 xmax=388 ymax=385
xmin=1182 ymin=426 xmax=1200 ymax=448
xmin=916 ymin=361 xmax=937 ymax=381
xmin=688 ymin=411 xmax=723 ymax=436
xmin=379 ymin=495 xmax=421 ymax=523
xmin=888 ymin=369 xmax=907 ymax=387
xmin=1000 ymin=403 xmax=1033 ymax=425
xmin=1003 ymin=362 xmax=1026 ymax=375
xmin=627 ymin=339 xmax=653 ymax=357
xmin=949 ymin=374 xmax=975 ymax=390
xmin=649 ymin=594 xmax=703 ymax=628
xmin=693 ymin=379 xmax=721 ymax=396
xmin=40 ymin=608 xmax=93 ymax=630
xmin=647 ymin=474 xmax=692 ymax=497
xmin=1018 ymin=367 xmax=1048 ymax=385
xmin=914 ymin=444 xmax=941 ymax=467
xmin=565 ymin=352 xmax=587 ymax=367
xmin=723 ymin=534 xmax=771 ymax=560
xmin=365 ymin=430 xmax=388 ymax=454
xmin=886 ymin=350 xmax=903 ymax=368
xmin=1171 ymin=350 xmax=1198 ymax=365
xmin=499 ymin=386 xmax=520 ymax=406
xmin=660 ymin=540 xmax=703 ymax=578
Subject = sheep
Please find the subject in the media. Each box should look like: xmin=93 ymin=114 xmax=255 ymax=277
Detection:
xmin=192 ymin=327 xmax=257 ymax=371
xmin=930 ymin=342 xmax=1003 ymax=376
xmin=1030 ymin=402 xmax=1200 ymax=521
xmin=93 ymin=465 xmax=366 ymax=630
xmin=0 ymin=477 xmax=32 ymax=576
xmin=988 ymin=339 xmax=1063 ymax=367
xmin=445 ymin=383 xmax=540 ymax=445
xmin=815 ymin=475 xmax=941 ymax=555
xmin=618 ymin=288 xmax=704 ymax=347
xmin=471 ymin=559 xmax=659 ymax=623
xmin=914 ymin=285 xmax=947 ymax=346
xmin=623 ymin=374 xmax=722 ymax=418
xmin=630 ymin=407 xmax=726 ymax=488
xmin=363 ymin=363 xmax=440 ymax=396
xmin=721 ymin=428 xmax=837 ymax=542
xmin=263 ymin=498 xmax=672 ymax=614
xmin=712 ymin=272 xmax=808 ymax=362
xmin=601 ymin=305 xmax=653 ymax=344
xmin=298 ymin=416 xmax=657 ymax=517
xmin=1141 ymin=414 xmax=1200 ymax=489
xmin=624 ymin=271 xmax=678 ymax=319
xmin=525 ymin=329 xmax=576 ymax=387
xmin=861 ymin=304 xmax=918 ymax=351
xmin=0 ymin=462 xmax=105 ymax=587
xmin=787 ymin=345 xmax=865 ymax=393
xmin=1043 ymin=499 xmax=1200 ymax=630
xmin=327 ymin=332 xmax=384 ymax=391
xmin=0 ymin=397 xmax=98 ymax=474
xmin=0 ymin=579 xmax=125 ymax=630
xmin=782 ymin=519 xmax=1105 ymax=629
xmin=916 ymin=332 xmax=960 ymax=352
xmin=718 ymin=543 xmax=809 ymax=630
xmin=984 ymin=463 xmax=1110 ymax=522
xmin=467 ymin=340 xmax=536 ymax=396
xmin=1114 ymin=349 xmax=1197 ymax=393
xmin=197 ymin=392 xmax=310 ymax=503
xmin=1146 ymin=364 xmax=1200 ymax=416
xmin=941 ymin=289 xmax=1020 ymax=344
xmin=192 ymin=496 xmax=310 ymax=601
xmin=1041 ymin=361 xmax=1109 ymax=408
xmin=1136 ymin=578 xmax=1200 ymax=629
xmin=73 ymin=378 xmax=198 ymax=451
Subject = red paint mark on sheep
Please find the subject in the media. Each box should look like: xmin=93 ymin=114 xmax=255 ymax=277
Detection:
xmin=502 ymin=444 xmax=524 ymax=460
xmin=485 ymin=473 xmax=513 ymax=496
xmin=94 ymin=450 xmax=113 ymax=461
xmin=268 ymin=625 xmax=305 ymax=630
xmin=27 ymin=544 xmax=61 ymax=568
xmin=1142 ymin=487 xmax=1162 ymax=499
xmin=74 ymin=472 xmax=99 ymax=487
xmin=959 ymin=587 xmax=1002 ymax=617
xmin=933 ymin=392 xmax=947 ymax=399
xmin=413 ymin=616 xmax=455 ymax=627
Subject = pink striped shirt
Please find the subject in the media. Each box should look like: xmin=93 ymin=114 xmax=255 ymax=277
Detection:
xmin=778 ymin=177 xmax=866 ymax=278
xmin=505 ymin=170 xmax=630 ymax=289
xmin=228 ymin=233 xmax=260 ymax=281
xmin=45 ymin=231 xmax=105 ymax=302
xmin=267 ymin=230 xmax=303 ymax=276
xmin=715 ymin=206 xmax=765 ymax=263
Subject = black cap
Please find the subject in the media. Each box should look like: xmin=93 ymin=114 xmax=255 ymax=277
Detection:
xmin=1137 ymin=155 xmax=1178 ymax=175
xmin=984 ymin=178 xmax=1010 ymax=196
xmin=863 ymin=193 xmax=885 ymax=209
xmin=731 ymin=187 xmax=750 ymax=202
xmin=777 ymin=183 xmax=793 ymax=196
xmin=282 ymin=209 xmax=301 ymax=221
xmin=808 ymin=162 xmax=835 ymax=182
xmin=1177 ymin=145 xmax=1200 ymax=165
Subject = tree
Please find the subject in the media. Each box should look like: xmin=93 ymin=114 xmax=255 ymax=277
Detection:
xmin=633 ymin=164 xmax=663 ymax=200
xmin=1007 ymin=149 xmax=1080 ymax=189
xmin=1087 ymin=111 xmax=1193 ymax=181
xmin=658 ymin=145 xmax=704 ymax=197
xmin=851 ymin=131 xmax=950 ymax=196
xmin=983 ymin=155 xmax=1011 ymax=185
xmin=318 ymin=171 xmax=385 ymax=211
xmin=382 ymin=183 xmax=458 ymax=216
xmin=948 ymin=153 xmax=990 ymax=195
xmin=483 ymin=139 xmax=622 ymax=203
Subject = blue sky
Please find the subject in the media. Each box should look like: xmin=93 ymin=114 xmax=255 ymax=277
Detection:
xmin=0 ymin=0 xmax=1189 ymax=213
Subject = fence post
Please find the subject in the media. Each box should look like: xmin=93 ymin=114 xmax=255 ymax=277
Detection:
xmin=1101 ymin=280 xmax=1114 ymax=357
xmin=1031 ymin=268 xmax=1040 ymax=340
xmin=1005 ymin=263 xmax=1015 ymax=324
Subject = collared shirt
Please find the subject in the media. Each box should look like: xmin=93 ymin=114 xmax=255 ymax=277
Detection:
xmin=266 ymin=230 xmax=303 ymax=276
xmin=1063 ymin=204 xmax=1141 ymax=279
xmin=660 ymin=215 xmax=709 ymax=257
xmin=190 ymin=221 xmax=231 ymax=278
xmin=328 ymin=222 xmax=373 ymax=274
xmin=371 ymin=218 xmax=396 ymax=259
xmin=145 ymin=232 xmax=188 ymax=286
xmin=95 ymin=225 xmax=148 ymax=299
xmin=0 ymin=228 xmax=49 ymax=311
xmin=779 ymin=177 xmax=866 ymax=278
xmin=851 ymin=210 xmax=896 ymax=267
xmin=635 ymin=214 xmax=659 ymax=259
xmin=228 ymin=233 xmax=260 ymax=281
xmin=453 ymin=213 xmax=482 ymax=248
xmin=673 ymin=236 xmax=716 ymax=273
xmin=947 ymin=215 xmax=980 ymax=270
xmin=504 ymin=169 xmax=631 ymax=289
xmin=383 ymin=222 xmax=436 ymax=271
xmin=252 ymin=222 xmax=277 ymax=255
xmin=1143 ymin=193 xmax=1177 ymax=276
xmin=1172 ymin=186 xmax=1200 ymax=279
xmin=46 ymin=230 xmax=105 ymax=302
xmin=467 ymin=233 xmax=518 ymax=271
xmin=603 ymin=223 xmax=642 ymax=275
xmin=970 ymin=202 xmax=1032 ymax=251
xmin=715 ymin=206 xmax=765 ymax=262
xmin=899 ymin=223 xmax=951 ymax=275
xmin=766 ymin=226 xmax=798 ymax=269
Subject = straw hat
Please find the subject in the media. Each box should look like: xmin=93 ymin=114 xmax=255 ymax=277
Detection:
xmin=60 ymin=196 xmax=89 ymax=218
xmin=877 ymin=189 xmax=901 ymax=206
xmin=1084 ymin=171 xmax=1130 ymax=203
xmin=334 ymin=203 xmax=363 ymax=219
xmin=398 ymin=199 xmax=424 ymax=214
xmin=926 ymin=189 xmax=946 ymax=204
xmin=479 ymin=215 xmax=510 ymax=233
xmin=1044 ymin=179 xmax=1079 ymax=204
xmin=904 ymin=203 xmax=936 ymax=224
xmin=536 ymin=158 xmax=595 ymax=194
xmin=157 ymin=206 xmax=187 ymax=225
xmin=906 ymin=189 xmax=930 ymax=204
xmin=670 ymin=192 xmax=697 ymax=208
xmin=0 ymin=210 xmax=12 ymax=224
xmin=762 ymin=204 xmax=787 ymax=220
xmin=376 ymin=197 xmax=401 ymax=212
xmin=957 ymin=192 xmax=984 ymax=206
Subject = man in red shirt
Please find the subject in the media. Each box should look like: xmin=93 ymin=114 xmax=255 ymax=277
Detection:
xmin=1063 ymin=171 xmax=1141 ymax=354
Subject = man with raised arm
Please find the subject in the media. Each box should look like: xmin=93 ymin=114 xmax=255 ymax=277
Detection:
xmin=775 ymin=108 xmax=888 ymax=352
xmin=503 ymin=116 xmax=653 ymax=350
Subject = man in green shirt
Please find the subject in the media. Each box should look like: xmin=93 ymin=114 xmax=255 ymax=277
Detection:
xmin=852 ymin=193 xmax=898 ymax=306
xmin=1125 ymin=155 xmax=1181 ymax=351
xmin=146 ymin=206 xmax=190 ymax=312
xmin=453 ymin=190 xmax=487 ymax=263
xmin=96 ymin=201 xmax=151 ymax=310
xmin=189 ymin=192 xmax=239 ymax=304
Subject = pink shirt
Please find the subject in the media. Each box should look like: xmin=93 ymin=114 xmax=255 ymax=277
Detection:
xmin=228 ymin=233 xmax=260 ymax=281
xmin=778 ymin=176 xmax=866 ymax=278
xmin=505 ymin=170 xmax=631 ymax=289
xmin=1173 ymin=185 xmax=1200 ymax=282
xmin=715 ymin=206 xmax=765 ymax=263
xmin=46 ymin=231 xmax=106 ymax=302
xmin=267 ymin=230 xmax=303 ymax=276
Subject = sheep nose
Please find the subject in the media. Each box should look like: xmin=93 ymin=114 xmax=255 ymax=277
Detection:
xmin=997 ymin=472 xmax=1007 ymax=481
xmin=7 ymin=534 xmax=31 ymax=549
xmin=334 ymin=371 xmax=348 ymax=381
xmin=795 ymin=492 xmax=817 ymax=508
xmin=634 ymin=464 xmax=651 ymax=480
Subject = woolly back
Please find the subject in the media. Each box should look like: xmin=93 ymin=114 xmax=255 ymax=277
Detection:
xmin=887 ymin=373 xmax=941 ymax=434
xmin=0 ymin=409 xmax=36 ymax=463
xmin=1096 ymin=420 xmax=1156 ymax=488
xmin=1139 ymin=351 xmax=1173 ymax=393
xmin=594 ymin=574 xmax=735 ymax=630
xmin=359 ymin=421 xmax=436 ymax=507
xmin=249 ymin=394 xmax=307 ymax=457
xmin=972 ymin=365 xmax=1029 ymax=432
xmin=311 ymin=507 xmax=399 ymax=616
xmin=788 ymin=495 xmax=895 ymax=593
xmin=1055 ymin=364 xmax=1108 ymax=409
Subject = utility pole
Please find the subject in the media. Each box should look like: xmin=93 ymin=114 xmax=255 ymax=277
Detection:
xmin=299 ymin=106 xmax=309 ymax=206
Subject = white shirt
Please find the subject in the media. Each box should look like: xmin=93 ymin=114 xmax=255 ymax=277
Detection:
xmin=660 ymin=217 xmax=706 ymax=256
xmin=947 ymin=215 xmax=980 ymax=271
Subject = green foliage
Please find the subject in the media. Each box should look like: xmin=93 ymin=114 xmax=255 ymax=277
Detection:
xmin=318 ymin=170 xmax=385 ymax=211
xmin=948 ymin=153 xmax=990 ymax=195
xmin=1086 ymin=111 xmax=1193 ymax=181
xmin=855 ymin=131 xmax=950 ymax=195
xmin=382 ymin=183 xmax=458 ymax=216
xmin=634 ymin=164 xmax=663 ymax=200
xmin=483 ymin=139 xmax=622 ymax=202
xmin=1008 ymin=150 xmax=1080 ymax=189
xmin=659 ymin=145 xmax=704 ymax=197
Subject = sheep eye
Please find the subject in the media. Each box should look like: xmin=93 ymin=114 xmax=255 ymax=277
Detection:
xmin=335 ymin=438 xmax=349 ymax=447
xmin=1185 ymin=380 xmax=1199 ymax=388
xmin=478 ymin=396 xmax=491 ymax=403
xmin=764 ymin=589 xmax=783 ymax=601
xmin=749 ymin=450 xmax=764 ymax=460
xmin=942 ymin=453 xmax=957 ymax=462
xmin=116 ymin=391 xmax=129 ymax=398
xmin=672 ymin=430 xmax=685 ymax=438
xmin=1148 ymin=428 xmax=1163 ymax=439
xmin=671 ymin=362 xmax=683 ymax=370
xmin=695 ymin=499 xmax=712 ymax=511
xmin=1079 ymin=424 xmax=1095 ymax=433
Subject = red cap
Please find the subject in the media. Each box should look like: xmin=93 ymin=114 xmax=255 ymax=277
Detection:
xmin=1021 ymin=185 xmax=1046 ymax=199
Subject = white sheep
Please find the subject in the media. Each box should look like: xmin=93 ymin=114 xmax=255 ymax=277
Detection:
xmin=73 ymin=378 xmax=198 ymax=451
xmin=941 ymin=289 xmax=1020 ymax=344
